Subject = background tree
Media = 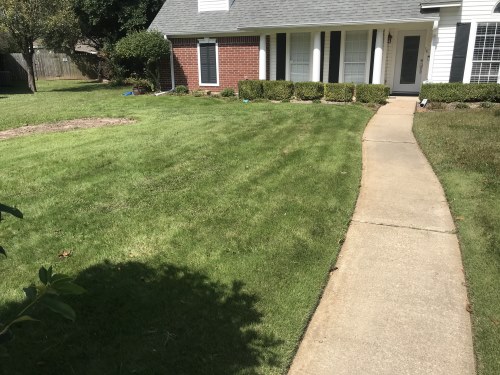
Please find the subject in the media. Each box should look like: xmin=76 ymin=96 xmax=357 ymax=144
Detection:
xmin=0 ymin=0 xmax=78 ymax=92
xmin=114 ymin=31 xmax=169 ymax=91
xmin=73 ymin=0 xmax=166 ymax=50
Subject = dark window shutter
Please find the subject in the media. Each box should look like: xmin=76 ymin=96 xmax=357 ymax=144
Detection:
xmin=329 ymin=31 xmax=342 ymax=83
xmin=199 ymin=43 xmax=217 ymax=84
xmin=276 ymin=33 xmax=287 ymax=80
xmin=449 ymin=23 xmax=471 ymax=83
xmin=369 ymin=30 xmax=377 ymax=84
xmin=320 ymin=32 xmax=325 ymax=82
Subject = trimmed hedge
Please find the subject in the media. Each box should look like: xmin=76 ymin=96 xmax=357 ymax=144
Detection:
xmin=324 ymin=83 xmax=355 ymax=102
xmin=262 ymin=80 xmax=294 ymax=100
xmin=238 ymin=80 xmax=263 ymax=100
xmin=356 ymin=84 xmax=390 ymax=104
xmin=294 ymin=82 xmax=324 ymax=100
xmin=419 ymin=83 xmax=500 ymax=103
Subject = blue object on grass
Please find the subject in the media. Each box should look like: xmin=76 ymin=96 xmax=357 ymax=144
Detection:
xmin=123 ymin=91 xmax=133 ymax=96
xmin=243 ymin=99 xmax=250 ymax=103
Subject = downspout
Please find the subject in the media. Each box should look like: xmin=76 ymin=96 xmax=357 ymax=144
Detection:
xmin=156 ymin=35 xmax=176 ymax=95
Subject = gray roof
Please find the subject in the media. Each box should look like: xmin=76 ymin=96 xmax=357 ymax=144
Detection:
xmin=421 ymin=0 xmax=462 ymax=5
xmin=150 ymin=0 xmax=440 ymax=36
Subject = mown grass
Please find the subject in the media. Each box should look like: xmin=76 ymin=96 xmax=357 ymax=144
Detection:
xmin=414 ymin=109 xmax=500 ymax=375
xmin=0 ymin=80 xmax=373 ymax=374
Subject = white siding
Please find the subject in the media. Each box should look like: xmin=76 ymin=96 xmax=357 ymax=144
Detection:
xmin=384 ymin=28 xmax=397 ymax=88
xmin=198 ymin=0 xmax=230 ymax=12
xmin=461 ymin=0 xmax=500 ymax=22
xmin=431 ymin=7 xmax=461 ymax=82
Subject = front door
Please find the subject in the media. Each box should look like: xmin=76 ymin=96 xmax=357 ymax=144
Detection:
xmin=290 ymin=33 xmax=311 ymax=82
xmin=393 ymin=31 xmax=426 ymax=93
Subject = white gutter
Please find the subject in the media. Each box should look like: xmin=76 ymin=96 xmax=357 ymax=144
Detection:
xmin=421 ymin=3 xmax=462 ymax=9
xmin=163 ymin=35 xmax=175 ymax=91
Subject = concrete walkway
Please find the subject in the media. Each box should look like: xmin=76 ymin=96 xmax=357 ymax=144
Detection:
xmin=288 ymin=98 xmax=476 ymax=375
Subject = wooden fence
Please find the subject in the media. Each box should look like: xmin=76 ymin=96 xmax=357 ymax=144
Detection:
xmin=2 ymin=49 xmax=98 ymax=83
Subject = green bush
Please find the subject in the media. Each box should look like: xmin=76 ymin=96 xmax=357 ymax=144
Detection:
xmin=356 ymin=84 xmax=390 ymax=103
xmin=174 ymin=85 xmax=188 ymax=95
xmin=419 ymin=83 xmax=500 ymax=103
xmin=294 ymin=82 xmax=324 ymax=100
xmin=480 ymin=101 xmax=494 ymax=108
xmin=238 ymin=80 xmax=263 ymax=100
xmin=324 ymin=83 xmax=355 ymax=102
xmin=262 ymin=80 xmax=294 ymax=100
xmin=220 ymin=88 xmax=235 ymax=97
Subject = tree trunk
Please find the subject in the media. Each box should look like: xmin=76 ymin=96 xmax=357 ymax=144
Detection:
xmin=22 ymin=40 xmax=36 ymax=93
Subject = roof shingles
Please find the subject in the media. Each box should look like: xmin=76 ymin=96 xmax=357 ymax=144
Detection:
xmin=150 ymin=0 xmax=440 ymax=36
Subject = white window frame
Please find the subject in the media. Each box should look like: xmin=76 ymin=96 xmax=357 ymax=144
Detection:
xmin=197 ymin=38 xmax=220 ymax=87
xmin=464 ymin=22 xmax=500 ymax=84
xmin=341 ymin=30 xmax=372 ymax=84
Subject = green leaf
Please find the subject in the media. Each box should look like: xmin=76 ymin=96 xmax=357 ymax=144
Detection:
xmin=23 ymin=285 xmax=37 ymax=301
xmin=50 ymin=274 xmax=73 ymax=284
xmin=41 ymin=296 xmax=76 ymax=321
xmin=39 ymin=267 xmax=48 ymax=285
xmin=50 ymin=281 xmax=86 ymax=295
xmin=9 ymin=315 xmax=38 ymax=325
xmin=47 ymin=266 xmax=53 ymax=282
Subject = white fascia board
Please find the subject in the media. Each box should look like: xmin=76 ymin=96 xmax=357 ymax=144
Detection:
xmin=421 ymin=3 xmax=462 ymax=9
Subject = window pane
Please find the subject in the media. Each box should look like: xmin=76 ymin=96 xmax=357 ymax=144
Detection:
xmin=400 ymin=36 xmax=420 ymax=84
xmin=199 ymin=43 xmax=217 ymax=84
xmin=344 ymin=31 xmax=368 ymax=83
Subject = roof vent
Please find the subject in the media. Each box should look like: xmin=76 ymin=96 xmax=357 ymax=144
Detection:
xmin=198 ymin=0 xmax=232 ymax=12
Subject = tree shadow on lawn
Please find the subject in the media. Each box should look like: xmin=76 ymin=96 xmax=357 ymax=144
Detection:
xmin=1 ymin=261 xmax=281 ymax=375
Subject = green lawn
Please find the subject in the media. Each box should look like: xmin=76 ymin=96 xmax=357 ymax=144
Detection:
xmin=414 ymin=109 xmax=500 ymax=375
xmin=0 ymin=80 xmax=373 ymax=374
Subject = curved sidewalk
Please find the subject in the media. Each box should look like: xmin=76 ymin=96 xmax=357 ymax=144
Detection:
xmin=288 ymin=98 xmax=475 ymax=375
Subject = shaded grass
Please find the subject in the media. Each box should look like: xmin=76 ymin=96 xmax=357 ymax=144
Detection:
xmin=0 ymin=80 xmax=373 ymax=374
xmin=414 ymin=109 xmax=500 ymax=375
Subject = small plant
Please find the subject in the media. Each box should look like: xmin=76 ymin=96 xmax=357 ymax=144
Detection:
xmin=312 ymin=99 xmax=322 ymax=104
xmin=0 ymin=266 xmax=85 ymax=345
xmin=429 ymin=101 xmax=446 ymax=110
xmin=294 ymin=82 xmax=324 ymax=100
xmin=220 ymin=88 xmax=235 ymax=97
xmin=455 ymin=102 xmax=470 ymax=109
xmin=480 ymin=101 xmax=494 ymax=108
xmin=174 ymin=85 xmax=189 ymax=95
xmin=191 ymin=90 xmax=205 ymax=97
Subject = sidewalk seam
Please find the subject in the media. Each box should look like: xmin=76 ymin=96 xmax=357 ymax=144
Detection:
xmin=351 ymin=219 xmax=456 ymax=234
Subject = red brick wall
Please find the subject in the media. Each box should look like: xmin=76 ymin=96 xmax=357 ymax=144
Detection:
xmin=160 ymin=36 xmax=260 ymax=92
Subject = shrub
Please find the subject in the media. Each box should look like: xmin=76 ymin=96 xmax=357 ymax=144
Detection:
xmin=356 ymin=84 xmax=390 ymax=104
xmin=174 ymin=85 xmax=188 ymax=95
xmin=238 ymin=80 xmax=263 ymax=100
xmin=419 ymin=83 xmax=500 ymax=103
xmin=114 ymin=31 xmax=170 ymax=91
xmin=191 ymin=90 xmax=205 ymax=97
xmin=220 ymin=88 xmax=235 ymax=97
xmin=324 ymin=83 xmax=355 ymax=102
xmin=262 ymin=80 xmax=294 ymax=100
xmin=294 ymin=82 xmax=324 ymax=100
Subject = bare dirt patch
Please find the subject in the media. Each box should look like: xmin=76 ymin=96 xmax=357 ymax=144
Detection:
xmin=0 ymin=118 xmax=136 ymax=140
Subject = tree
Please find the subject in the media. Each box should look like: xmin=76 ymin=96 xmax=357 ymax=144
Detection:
xmin=73 ymin=0 xmax=166 ymax=50
xmin=114 ymin=31 xmax=169 ymax=91
xmin=0 ymin=0 xmax=78 ymax=92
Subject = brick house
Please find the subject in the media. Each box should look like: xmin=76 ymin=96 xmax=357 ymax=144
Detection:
xmin=149 ymin=0 xmax=500 ymax=93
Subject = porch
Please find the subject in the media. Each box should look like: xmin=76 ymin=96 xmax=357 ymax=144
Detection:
xmin=256 ymin=23 xmax=435 ymax=94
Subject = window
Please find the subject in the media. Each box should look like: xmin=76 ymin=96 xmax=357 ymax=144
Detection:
xmin=344 ymin=31 xmax=369 ymax=83
xmin=198 ymin=39 xmax=219 ymax=86
xmin=471 ymin=23 xmax=500 ymax=83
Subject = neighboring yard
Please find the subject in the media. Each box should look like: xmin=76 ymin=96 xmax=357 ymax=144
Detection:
xmin=414 ymin=109 xmax=500 ymax=375
xmin=0 ymin=81 xmax=372 ymax=374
